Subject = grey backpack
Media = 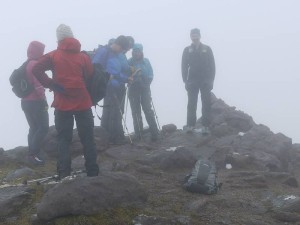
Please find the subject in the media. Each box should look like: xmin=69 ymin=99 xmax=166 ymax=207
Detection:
xmin=184 ymin=159 xmax=220 ymax=195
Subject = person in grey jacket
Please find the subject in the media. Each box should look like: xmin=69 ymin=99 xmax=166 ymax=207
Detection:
xmin=182 ymin=28 xmax=215 ymax=133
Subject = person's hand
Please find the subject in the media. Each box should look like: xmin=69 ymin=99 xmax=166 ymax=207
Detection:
xmin=130 ymin=66 xmax=135 ymax=74
xmin=51 ymin=83 xmax=65 ymax=93
xmin=128 ymin=76 xmax=134 ymax=84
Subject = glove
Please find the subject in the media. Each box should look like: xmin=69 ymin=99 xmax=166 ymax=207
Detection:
xmin=51 ymin=83 xmax=65 ymax=93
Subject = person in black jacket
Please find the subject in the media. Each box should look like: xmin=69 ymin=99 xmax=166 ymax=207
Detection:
xmin=182 ymin=28 xmax=215 ymax=134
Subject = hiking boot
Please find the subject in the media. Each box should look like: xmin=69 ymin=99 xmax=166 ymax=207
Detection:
xmin=28 ymin=155 xmax=45 ymax=166
xmin=201 ymin=126 xmax=211 ymax=135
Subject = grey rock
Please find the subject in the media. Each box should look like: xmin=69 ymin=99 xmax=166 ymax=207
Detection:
xmin=149 ymin=147 xmax=197 ymax=171
xmin=37 ymin=172 xmax=147 ymax=221
xmin=71 ymin=155 xmax=85 ymax=170
xmin=6 ymin=167 xmax=36 ymax=182
xmin=162 ymin=124 xmax=177 ymax=134
xmin=5 ymin=146 xmax=28 ymax=164
xmin=0 ymin=186 xmax=32 ymax=217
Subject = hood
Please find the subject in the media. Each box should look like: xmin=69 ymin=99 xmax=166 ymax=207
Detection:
xmin=27 ymin=41 xmax=45 ymax=60
xmin=58 ymin=38 xmax=81 ymax=53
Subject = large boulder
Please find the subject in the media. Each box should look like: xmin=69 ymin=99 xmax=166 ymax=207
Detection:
xmin=209 ymin=96 xmax=255 ymax=137
xmin=37 ymin=172 xmax=148 ymax=221
xmin=0 ymin=186 xmax=32 ymax=217
xmin=42 ymin=126 xmax=109 ymax=158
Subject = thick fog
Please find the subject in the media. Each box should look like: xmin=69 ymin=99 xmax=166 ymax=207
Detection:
xmin=0 ymin=0 xmax=299 ymax=150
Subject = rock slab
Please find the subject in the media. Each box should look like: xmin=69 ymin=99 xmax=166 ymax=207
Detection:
xmin=37 ymin=172 xmax=148 ymax=221
xmin=0 ymin=186 xmax=31 ymax=217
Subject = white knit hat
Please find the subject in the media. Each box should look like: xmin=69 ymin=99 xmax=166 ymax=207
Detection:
xmin=56 ymin=24 xmax=74 ymax=42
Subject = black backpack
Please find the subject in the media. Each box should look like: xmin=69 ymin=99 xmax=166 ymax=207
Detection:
xmin=86 ymin=63 xmax=110 ymax=106
xmin=9 ymin=61 xmax=34 ymax=98
xmin=184 ymin=159 xmax=221 ymax=195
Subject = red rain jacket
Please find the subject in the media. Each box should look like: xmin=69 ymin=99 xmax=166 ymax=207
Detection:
xmin=33 ymin=38 xmax=93 ymax=111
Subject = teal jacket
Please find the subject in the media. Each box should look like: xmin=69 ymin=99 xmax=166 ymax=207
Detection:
xmin=128 ymin=57 xmax=153 ymax=82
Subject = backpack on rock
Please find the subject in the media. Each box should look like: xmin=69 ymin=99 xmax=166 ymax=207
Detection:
xmin=184 ymin=159 xmax=221 ymax=195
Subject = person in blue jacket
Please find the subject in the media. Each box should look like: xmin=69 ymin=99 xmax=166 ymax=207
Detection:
xmin=93 ymin=35 xmax=130 ymax=144
xmin=128 ymin=43 xmax=159 ymax=141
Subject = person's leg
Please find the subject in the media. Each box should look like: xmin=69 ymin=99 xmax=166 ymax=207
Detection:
xmin=128 ymin=85 xmax=143 ymax=139
xmin=75 ymin=109 xmax=99 ymax=176
xmin=140 ymin=85 xmax=159 ymax=140
xmin=54 ymin=110 xmax=74 ymax=178
xmin=112 ymin=87 xmax=126 ymax=142
xmin=187 ymin=84 xmax=200 ymax=127
xmin=30 ymin=101 xmax=49 ymax=156
xmin=21 ymin=101 xmax=37 ymax=156
xmin=200 ymin=86 xmax=212 ymax=127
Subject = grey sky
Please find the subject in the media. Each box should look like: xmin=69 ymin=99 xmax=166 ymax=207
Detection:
xmin=1 ymin=0 xmax=299 ymax=149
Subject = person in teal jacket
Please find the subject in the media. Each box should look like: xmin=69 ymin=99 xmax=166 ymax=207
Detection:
xmin=128 ymin=43 xmax=159 ymax=141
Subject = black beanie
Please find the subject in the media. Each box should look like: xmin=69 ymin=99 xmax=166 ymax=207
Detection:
xmin=115 ymin=35 xmax=130 ymax=51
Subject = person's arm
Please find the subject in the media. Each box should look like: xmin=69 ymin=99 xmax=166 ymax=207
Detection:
xmin=181 ymin=47 xmax=189 ymax=83
xmin=92 ymin=47 xmax=108 ymax=68
xmin=207 ymin=46 xmax=216 ymax=89
xmin=32 ymin=53 xmax=54 ymax=88
xmin=32 ymin=52 xmax=64 ymax=93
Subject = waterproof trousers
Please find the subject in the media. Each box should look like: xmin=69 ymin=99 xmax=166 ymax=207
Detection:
xmin=187 ymin=84 xmax=212 ymax=127
xmin=128 ymin=83 xmax=159 ymax=139
xmin=21 ymin=100 xmax=49 ymax=156
xmin=101 ymin=85 xmax=125 ymax=143
xmin=54 ymin=109 xmax=99 ymax=178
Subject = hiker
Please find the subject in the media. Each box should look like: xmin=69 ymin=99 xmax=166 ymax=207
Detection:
xmin=22 ymin=41 xmax=49 ymax=165
xmin=92 ymin=35 xmax=131 ymax=144
xmin=32 ymin=24 xmax=99 ymax=179
xmin=128 ymin=43 xmax=159 ymax=141
xmin=182 ymin=28 xmax=215 ymax=134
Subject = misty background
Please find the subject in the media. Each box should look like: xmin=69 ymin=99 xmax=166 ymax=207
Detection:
xmin=0 ymin=0 xmax=299 ymax=150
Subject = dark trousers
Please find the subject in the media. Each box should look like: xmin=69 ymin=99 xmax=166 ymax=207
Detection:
xmin=187 ymin=84 xmax=212 ymax=127
xmin=101 ymin=85 xmax=125 ymax=142
xmin=21 ymin=100 xmax=49 ymax=156
xmin=128 ymin=83 xmax=159 ymax=138
xmin=54 ymin=109 xmax=99 ymax=177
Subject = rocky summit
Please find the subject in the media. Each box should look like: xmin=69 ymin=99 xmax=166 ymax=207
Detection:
xmin=1 ymin=95 xmax=300 ymax=225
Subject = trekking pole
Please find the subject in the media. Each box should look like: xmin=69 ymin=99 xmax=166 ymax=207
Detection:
xmin=151 ymin=99 xmax=161 ymax=131
xmin=113 ymin=94 xmax=133 ymax=144
xmin=124 ymin=86 xmax=129 ymax=124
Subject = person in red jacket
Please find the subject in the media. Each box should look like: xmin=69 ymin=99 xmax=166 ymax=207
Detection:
xmin=33 ymin=24 xmax=99 ymax=179
xmin=22 ymin=41 xmax=49 ymax=165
